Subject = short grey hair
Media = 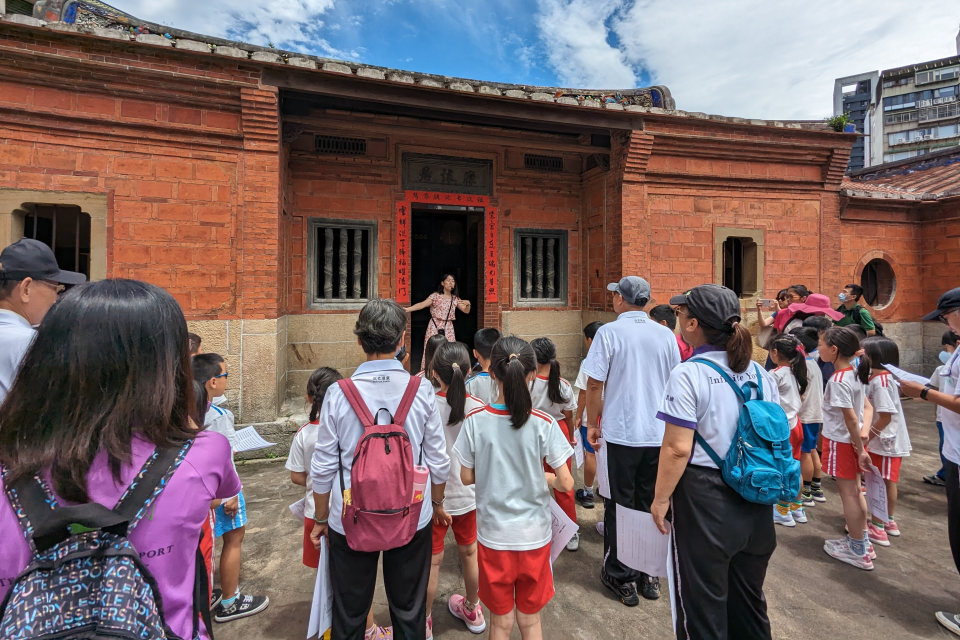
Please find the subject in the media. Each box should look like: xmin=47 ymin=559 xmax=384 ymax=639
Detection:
xmin=354 ymin=298 xmax=407 ymax=355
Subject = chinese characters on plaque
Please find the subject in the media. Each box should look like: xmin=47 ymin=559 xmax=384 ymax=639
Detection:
xmin=395 ymin=201 xmax=411 ymax=304
xmin=485 ymin=208 xmax=498 ymax=303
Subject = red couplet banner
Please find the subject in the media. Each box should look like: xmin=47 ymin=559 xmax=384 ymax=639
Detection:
xmin=485 ymin=207 xmax=498 ymax=303
xmin=396 ymin=201 xmax=411 ymax=304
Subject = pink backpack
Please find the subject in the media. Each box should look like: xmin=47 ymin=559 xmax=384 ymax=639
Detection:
xmin=337 ymin=376 xmax=425 ymax=552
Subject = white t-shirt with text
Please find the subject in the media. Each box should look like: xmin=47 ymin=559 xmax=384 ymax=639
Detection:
xmin=453 ymin=405 xmax=572 ymax=550
xmin=580 ymin=311 xmax=681 ymax=447
xmin=656 ymin=348 xmax=780 ymax=469
xmin=821 ymin=367 xmax=865 ymax=444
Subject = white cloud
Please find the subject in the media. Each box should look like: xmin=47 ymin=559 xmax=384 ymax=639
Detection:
xmin=535 ymin=0 xmax=637 ymax=88
xmin=535 ymin=0 xmax=960 ymax=118
xmin=117 ymin=0 xmax=340 ymax=54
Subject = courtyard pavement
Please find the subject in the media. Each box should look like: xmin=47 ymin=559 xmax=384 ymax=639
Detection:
xmin=217 ymin=400 xmax=960 ymax=639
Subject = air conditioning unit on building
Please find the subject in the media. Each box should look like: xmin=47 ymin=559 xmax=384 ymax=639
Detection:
xmin=897 ymin=138 xmax=905 ymax=144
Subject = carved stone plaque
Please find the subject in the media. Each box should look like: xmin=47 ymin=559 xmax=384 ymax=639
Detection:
xmin=401 ymin=153 xmax=493 ymax=196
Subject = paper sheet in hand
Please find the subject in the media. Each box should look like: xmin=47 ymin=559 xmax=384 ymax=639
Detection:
xmin=596 ymin=437 xmax=610 ymax=499
xmin=616 ymin=505 xmax=671 ymax=577
xmin=864 ymin=464 xmax=890 ymax=524
xmin=307 ymin=537 xmax=333 ymax=639
xmin=289 ymin=497 xmax=306 ymax=522
xmin=233 ymin=426 xmax=275 ymax=452
xmin=666 ymin=533 xmax=677 ymax=633
xmin=883 ymin=363 xmax=930 ymax=386
xmin=549 ymin=498 xmax=579 ymax=564
xmin=573 ymin=426 xmax=585 ymax=469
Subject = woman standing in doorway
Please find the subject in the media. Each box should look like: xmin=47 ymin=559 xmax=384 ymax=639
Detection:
xmin=405 ymin=274 xmax=472 ymax=370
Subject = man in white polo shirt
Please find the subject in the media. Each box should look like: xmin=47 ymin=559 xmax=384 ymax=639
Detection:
xmin=0 ymin=238 xmax=86 ymax=401
xmin=583 ymin=276 xmax=681 ymax=606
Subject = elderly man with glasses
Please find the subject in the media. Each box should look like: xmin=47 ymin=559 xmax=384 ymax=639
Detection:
xmin=0 ymin=238 xmax=85 ymax=401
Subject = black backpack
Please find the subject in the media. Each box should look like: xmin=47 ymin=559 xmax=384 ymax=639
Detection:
xmin=0 ymin=442 xmax=214 ymax=640
xmin=837 ymin=304 xmax=884 ymax=336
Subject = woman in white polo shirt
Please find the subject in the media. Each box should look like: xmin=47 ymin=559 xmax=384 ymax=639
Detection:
xmin=651 ymin=284 xmax=780 ymax=640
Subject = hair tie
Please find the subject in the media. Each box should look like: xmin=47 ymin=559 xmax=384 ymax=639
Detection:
xmin=451 ymin=362 xmax=460 ymax=370
xmin=509 ymin=353 xmax=519 ymax=360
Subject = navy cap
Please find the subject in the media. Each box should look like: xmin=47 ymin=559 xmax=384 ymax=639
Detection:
xmin=670 ymin=284 xmax=741 ymax=331
xmin=607 ymin=276 xmax=651 ymax=305
xmin=0 ymin=238 xmax=86 ymax=285
xmin=923 ymin=287 xmax=960 ymax=322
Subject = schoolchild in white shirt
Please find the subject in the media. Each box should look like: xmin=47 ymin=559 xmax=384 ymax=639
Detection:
xmin=425 ymin=342 xmax=486 ymax=638
xmin=193 ymin=353 xmax=269 ymax=621
xmin=529 ymin=337 xmax=579 ymax=551
xmin=573 ymin=321 xmax=603 ymax=509
xmin=861 ymin=336 xmax=912 ymax=547
xmin=819 ymin=327 xmax=875 ymax=571
xmin=454 ymin=337 xmax=573 ymax=640
xmin=790 ymin=326 xmax=826 ymax=505
xmin=769 ymin=334 xmax=808 ymax=527
xmin=465 ymin=327 xmax=501 ymax=405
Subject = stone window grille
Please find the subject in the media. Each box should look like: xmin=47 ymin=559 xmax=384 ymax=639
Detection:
xmin=307 ymin=218 xmax=377 ymax=309
xmin=715 ymin=228 xmax=763 ymax=299
xmin=513 ymin=229 xmax=567 ymax=306
xmin=523 ymin=154 xmax=564 ymax=172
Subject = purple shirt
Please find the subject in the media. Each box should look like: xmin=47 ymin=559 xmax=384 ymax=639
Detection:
xmin=0 ymin=431 xmax=240 ymax=640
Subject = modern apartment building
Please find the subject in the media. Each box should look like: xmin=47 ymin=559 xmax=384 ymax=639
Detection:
xmin=833 ymin=72 xmax=878 ymax=172
xmin=835 ymin=28 xmax=960 ymax=171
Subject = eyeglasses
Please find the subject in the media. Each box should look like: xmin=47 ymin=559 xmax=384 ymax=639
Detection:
xmin=940 ymin=309 xmax=960 ymax=324
xmin=673 ymin=308 xmax=690 ymax=319
xmin=212 ymin=372 xmax=229 ymax=379
xmin=776 ymin=295 xmax=788 ymax=302
xmin=38 ymin=280 xmax=66 ymax=294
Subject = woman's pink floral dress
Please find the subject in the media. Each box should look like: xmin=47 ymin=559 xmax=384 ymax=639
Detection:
xmin=421 ymin=292 xmax=460 ymax=370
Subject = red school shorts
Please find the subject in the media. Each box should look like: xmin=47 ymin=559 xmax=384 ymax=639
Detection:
xmin=432 ymin=510 xmax=478 ymax=555
xmin=303 ymin=518 xmax=320 ymax=569
xmin=789 ymin=420 xmax=803 ymax=461
xmin=869 ymin=452 xmax=903 ymax=483
xmin=478 ymin=543 xmax=554 ymax=616
xmin=822 ymin=438 xmax=861 ymax=480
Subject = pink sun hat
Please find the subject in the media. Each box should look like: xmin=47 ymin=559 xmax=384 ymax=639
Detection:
xmin=786 ymin=293 xmax=844 ymax=321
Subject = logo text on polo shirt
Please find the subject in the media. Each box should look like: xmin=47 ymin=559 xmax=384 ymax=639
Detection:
xmin=372 ymin=375 xmax=390 ymax=383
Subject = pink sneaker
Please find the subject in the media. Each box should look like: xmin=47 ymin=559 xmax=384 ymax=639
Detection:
xmin=448 ymin=594 xmax=486 ymax=634
xmin=365 ymin=626 xmax=392 ymax=640
xmin=425 ymin=615 xmax=432 ymax=640
xmin=867 ymin=522 xmax=890 ymax=547
xmin=884 ymin=520 xmax=901 ymax=537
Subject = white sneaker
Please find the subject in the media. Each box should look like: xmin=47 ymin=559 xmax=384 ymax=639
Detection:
xmin=936 ymin=611 xmax=960 ymax=636
xmin=566 ymin=532 xmax=580 ymax=552
xmin=773 ymin=507 xmax=796 ymax=527
xmin=791 ymin=506 xmax=807 ymax=524
xmin=824 ymin=538 xmax=874 ymax=570
xmin=596 ymin=521 xmax=604 ymax=536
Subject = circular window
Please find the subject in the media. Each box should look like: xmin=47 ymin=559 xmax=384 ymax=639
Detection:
xmin=861 ymin=258 xmax=896 ymax=309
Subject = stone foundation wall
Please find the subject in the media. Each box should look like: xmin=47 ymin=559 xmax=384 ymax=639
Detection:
xmin=502 ymin=309 xmax=585 ymax=383
xmin=285 ymin=313 xmax=365 ymax=403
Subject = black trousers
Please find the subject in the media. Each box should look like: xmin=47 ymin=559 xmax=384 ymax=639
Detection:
xmin=946 ymin=461 xmax=960 ymax=577
xmin=603 ymin=443 xmax=660 ymax=583
xmin=671 ymin=465 xmax=776 ymax=640
xmin=328 ymin=525 xmax=431 ymax=640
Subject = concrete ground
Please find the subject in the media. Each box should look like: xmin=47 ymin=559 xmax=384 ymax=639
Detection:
xmin=217 ymin=400 xmax=960 ymax=639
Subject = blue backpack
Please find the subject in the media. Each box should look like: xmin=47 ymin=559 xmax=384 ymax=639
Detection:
xmin=689 ymin=358 xmax=801 ymax=505
xmin=0 ymin=442 xmax=214 ymax=640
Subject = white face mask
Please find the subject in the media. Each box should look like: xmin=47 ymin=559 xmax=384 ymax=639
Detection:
xmin=942 ymin=350 xmax=953 ymax=365
xmin=838 ymin=292 xmax=847 ymax=302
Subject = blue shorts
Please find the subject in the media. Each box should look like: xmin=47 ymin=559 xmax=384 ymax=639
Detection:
xmin=579 ymin=425 xmax=596 ymax=454
xmin=214 ymin=489 xmax=247 ymax=537
xmin=801 ymin=423 xmax=821 ymax=453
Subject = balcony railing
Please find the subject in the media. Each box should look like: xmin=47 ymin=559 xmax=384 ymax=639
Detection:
xmin=919 ymin=102 xmax=960 ymax=123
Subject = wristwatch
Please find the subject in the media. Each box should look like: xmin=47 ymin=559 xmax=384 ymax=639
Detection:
xmin=921 ymin=388 xmax=930 ymax=400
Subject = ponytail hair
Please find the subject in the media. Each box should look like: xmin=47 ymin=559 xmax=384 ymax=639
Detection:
xmin=530 ymin=337 xmax=564 ymax=404
xmin=822 ymin=327 xmax=870 ymax=384
xmin=423 ymin=334 xmax=448 ymax=384
xmin=699 ymin=321 xmax=754 ymax=374
xmin=307 ymin=366 xmax=343 ymax=422
xmin=432 ymin=341 xmax=471 ymax=425
xmin=192 ymin=379 xmax=208 ymax=430
xmin=489 ymin=336 xmax=537 ymax=429
xmin=770 ymin=334 xmax=808 ymax=396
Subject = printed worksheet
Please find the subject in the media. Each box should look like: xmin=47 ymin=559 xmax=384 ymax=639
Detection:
xmin=596 ymin=437 xmax=610 ymax=499
xmin=289 ymin=497 xmax=306 ymax=522
xmin=234 ymin=426 xmax=276 ymax=452
xmin=616 ymin=504 xmax=671 ymax=577
xmin=865 ymin=464 xmax=890 ymax=524
xmin=883 ymin=363 xmax=930 ymax=387
xmin=549 ymin=498 xmax=579 ymax=563
xmin=573 ymin=427 xmax=585 ymax=469
xmin=307 ymin=538 xmax=333 ymax=639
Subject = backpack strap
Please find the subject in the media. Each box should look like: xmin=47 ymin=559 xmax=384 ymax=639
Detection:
xmin=393 ymin=376 xmax=423 ymax=428
xmin=688 ymin=357 xmax=749 ymax=402
xmin=338 ymin=379 xmax=376 ymax=428
xmin=688 ymin=358 xmax=760 ymax=469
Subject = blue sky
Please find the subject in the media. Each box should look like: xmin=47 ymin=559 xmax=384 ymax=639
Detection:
xmin=120 ymin=0 xmax=959 ymax=120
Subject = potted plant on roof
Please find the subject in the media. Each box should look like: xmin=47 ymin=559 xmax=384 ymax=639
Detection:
xmin=826 ymin=113 xmax=856 ymax=133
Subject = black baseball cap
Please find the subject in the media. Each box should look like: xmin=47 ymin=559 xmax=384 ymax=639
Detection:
xmin=0 ymin=238 xmax=86 ymax=285
xmin=923 ymin=287 xmax=960 ymax=321
xmin=669 ymin=284 xmax=741 ymax=330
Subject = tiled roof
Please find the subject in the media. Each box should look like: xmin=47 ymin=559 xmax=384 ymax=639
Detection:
xmin=0 ymin=8 xmax=836 ymax=131
xmin=842 ymin=146 xmax=960 ymax=200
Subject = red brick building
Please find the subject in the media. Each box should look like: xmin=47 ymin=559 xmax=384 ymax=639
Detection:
xmin=0 ymin=12 xmax=944 ymax=423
